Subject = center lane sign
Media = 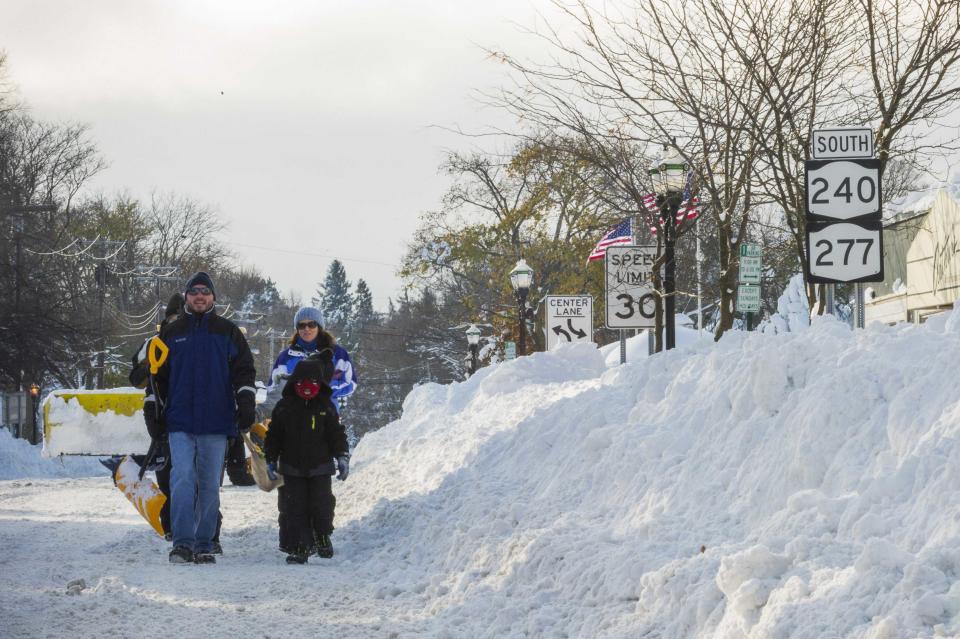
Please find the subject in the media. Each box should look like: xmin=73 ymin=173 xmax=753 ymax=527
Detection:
xmin=544 ymin=295 xmax=593 ymax=349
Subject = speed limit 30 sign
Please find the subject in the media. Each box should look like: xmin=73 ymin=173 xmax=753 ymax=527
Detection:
xmin=605 ymin=246 xmax=658 ymax=329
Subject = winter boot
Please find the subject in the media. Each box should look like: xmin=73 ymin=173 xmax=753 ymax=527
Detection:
xmin=315 ymin=534 xmax=334 ymax=559
xmin=211 ymin=542 xmax=223 ymax=555
xmin=169 ymin=546 xmax=194 ymax=564
xmin=193 ymin=552 xmax=216 ymax=564
xmin=286 ymin=553 xmax=308 ymax=565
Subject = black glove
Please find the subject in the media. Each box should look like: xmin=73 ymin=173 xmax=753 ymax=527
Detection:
xmin=144 ymin=402 xmax=165 ymax=439
xmin=336 ymin=455 xmax=349 ymax=482
xmin=236 ymin=394 xmax=256 ymax=433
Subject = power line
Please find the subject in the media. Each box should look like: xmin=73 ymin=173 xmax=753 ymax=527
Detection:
xmin=232 ymin=242 xmax=398 ymax=268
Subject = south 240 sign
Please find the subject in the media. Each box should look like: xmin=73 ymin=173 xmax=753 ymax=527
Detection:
xmin=804 ymin=153 xmax=884 ymax=284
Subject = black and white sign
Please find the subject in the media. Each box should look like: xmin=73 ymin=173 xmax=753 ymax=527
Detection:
xmin=605 ymin=246 xmax=658 ymax=329
xmin=805 ymin=159 xmax=882 ymax=221
xmin=806 ymin=220 xmax=884 ymax=283
xmin=545 ymin=295 xmax=593 ymax=349
xmin=811 ymin=128 xmax=874 ymax=160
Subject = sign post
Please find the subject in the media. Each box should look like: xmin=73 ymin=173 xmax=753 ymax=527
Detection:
xmin=544 ymin=296 xmax=593 ymax=349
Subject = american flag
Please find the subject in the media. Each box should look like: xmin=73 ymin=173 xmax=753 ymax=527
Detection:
xmin=642 ymin=193 xmax=659 ymax=213
xmin=650 ymin=171 xmax=700 ymax=236
xmin=587 ymin=219 xmax=633 ymax=262
xmin=678 ymin=171 xmax=700 ymax=221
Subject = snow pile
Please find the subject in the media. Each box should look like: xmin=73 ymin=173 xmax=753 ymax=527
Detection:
xmin=761 ymin=273 xmax=810 ymax=334
xmin=0 ymin=427 xmax=104 ymax=480
xmin=599 ymin=316 xmax=708 ymax=367
xmin=337 ymin=312 xmax=960 ymax=637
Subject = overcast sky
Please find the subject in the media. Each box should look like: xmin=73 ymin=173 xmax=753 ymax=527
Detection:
xmin=1 ymin=0 xmax=557 ymax=311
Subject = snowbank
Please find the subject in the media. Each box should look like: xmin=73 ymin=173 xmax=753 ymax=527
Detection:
xmin=338 ymin=312 xmax=960 ymax=637
xmin=0 ymin=427 xmax=105 ymax=480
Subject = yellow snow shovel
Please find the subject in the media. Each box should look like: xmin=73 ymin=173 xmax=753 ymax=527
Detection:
xmin=243 ymin=420 xmax=283 ymax=492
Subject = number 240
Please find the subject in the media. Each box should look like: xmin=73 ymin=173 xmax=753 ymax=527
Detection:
xmin=815 ymin=238 xmax=874 ymax=266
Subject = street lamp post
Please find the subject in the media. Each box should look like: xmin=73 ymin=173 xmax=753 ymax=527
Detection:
xmin=466 ymin=324 xmax=480 ymax=375
xmin=649 ymin=145 xmax=688 ymax=351
xmin=509 ymin=259 xmax=534 ymax=356
xmin=29 ymin=383 xmax=40 ymax=444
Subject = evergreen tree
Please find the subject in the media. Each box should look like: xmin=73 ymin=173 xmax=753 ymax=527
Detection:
xmin=314 ymin=260 xmax=352 ymax=337
xmin=351 ymin=279 xmax=377 ymax=335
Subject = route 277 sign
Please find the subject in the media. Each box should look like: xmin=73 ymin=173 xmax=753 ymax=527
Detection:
xmin=544 ymin=295 xmax=593 ymax=349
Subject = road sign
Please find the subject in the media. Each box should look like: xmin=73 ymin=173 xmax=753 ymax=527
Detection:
xmin=811 ymin=127 xmax=874 ymax=160
xmin=605 ymin=245 xmax=658 ymax=329
xmin=740 ymin=243 xmax=761 ymax=258
xmin=544 ymin=295 xmax=593 ymax=349
xmin=736 ymin=284 xmax=761 ymax=312
xmin=805 ymin=220 xmax=884 ymax=283
xmin=805 ymin=159 xmax=882 ymax=221
xmin=738 ymin=243 xmax=762 ymax=284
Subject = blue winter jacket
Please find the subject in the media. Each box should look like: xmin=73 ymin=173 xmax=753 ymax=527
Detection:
xmin=154 ymin=308 xmax=257 ymax=436
xmin=270 ymin=336 xmax=357 ymax=402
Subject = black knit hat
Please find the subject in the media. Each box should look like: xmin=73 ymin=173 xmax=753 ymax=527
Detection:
xmin=290 ymin=350 xmax=334 ymax=385
xmin=184 ymin=271 xmax=216 ymax=299
xmin=164 ymin=293 xmax=184 ymax=320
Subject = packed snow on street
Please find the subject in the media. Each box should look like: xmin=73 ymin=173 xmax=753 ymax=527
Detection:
xmin=3 ymin=308 xmax=960 ymax=638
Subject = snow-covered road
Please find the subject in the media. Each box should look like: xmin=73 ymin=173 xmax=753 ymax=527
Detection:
xmin=0 ymin=478 xmax=426 ymax=638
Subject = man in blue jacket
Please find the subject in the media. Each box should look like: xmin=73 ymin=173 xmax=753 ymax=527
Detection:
xmin=153 ymin=272 xmax=257 ymax=564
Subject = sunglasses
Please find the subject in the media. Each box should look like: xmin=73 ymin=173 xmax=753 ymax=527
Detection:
xmin=186 ymin=287 xmax=213 ymax=296
xmin=297 ymin=321 xmax=319 ymax=330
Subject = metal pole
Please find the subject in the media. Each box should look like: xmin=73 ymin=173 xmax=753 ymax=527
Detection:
xmin=517 ymin=291 xmax=527 ymax=356
xmin=696 ymin=216 xmax=703 ymax=338
xmin=855 ymin=283 xmax=865 ymax=328
xmin=469 ymin=344 xmax=478 ymax=374
xmin=665 ymin=198 xmax=677 ymax=350
xmin=96 ymin=262 xmax=106 ymax=388
xmin=825 ymin=284 xmax=835 ymax=316
xmin=619 ymin=330 xmax=626 ymax=364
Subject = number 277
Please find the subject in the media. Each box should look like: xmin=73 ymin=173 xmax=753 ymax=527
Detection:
xmin=815 ymin=238 xmax=874 ymax=266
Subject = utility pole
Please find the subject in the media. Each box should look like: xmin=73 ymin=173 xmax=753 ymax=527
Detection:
xmin=88 ymin=240 xmax=125 ymax=388
xmin=131 ymin=265 xmax=179 ymax=327
xmin=1 ymin=204 xmax=56 ymax=391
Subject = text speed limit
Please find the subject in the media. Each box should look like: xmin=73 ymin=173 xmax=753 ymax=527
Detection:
xmin=605 ymin=245 xmax=658 ymax=329
xmin=805 ymin=220 xmax=884 ymax=283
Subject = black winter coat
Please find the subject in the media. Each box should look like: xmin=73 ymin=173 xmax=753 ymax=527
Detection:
xmin=264 ymin=383 xmax=348 ymax=477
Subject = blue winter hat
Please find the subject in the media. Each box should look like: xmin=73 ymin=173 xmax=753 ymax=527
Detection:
xmin=293 ymin=307 xmax=324 ymax=330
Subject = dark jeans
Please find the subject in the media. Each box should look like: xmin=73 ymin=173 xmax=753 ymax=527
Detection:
xmin=278 ymin=475 xmax=335 ymax=555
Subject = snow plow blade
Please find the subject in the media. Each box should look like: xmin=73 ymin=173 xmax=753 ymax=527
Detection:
xmin=42 ymin=389 xmax=150 ymax=457
xmin=243 ymin=420 xmax=283 ymax=492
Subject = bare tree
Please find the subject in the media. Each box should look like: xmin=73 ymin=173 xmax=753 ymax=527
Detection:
xmin=143 ymin=191 xmax=230 ymax=272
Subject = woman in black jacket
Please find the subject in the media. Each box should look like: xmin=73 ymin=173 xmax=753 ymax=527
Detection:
xmin=264 ymin=353 xmax=350 ymax=564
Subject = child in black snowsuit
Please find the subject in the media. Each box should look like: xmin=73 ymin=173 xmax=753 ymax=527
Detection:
xmin=264 ymin=354 xmax=350 ymax=564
